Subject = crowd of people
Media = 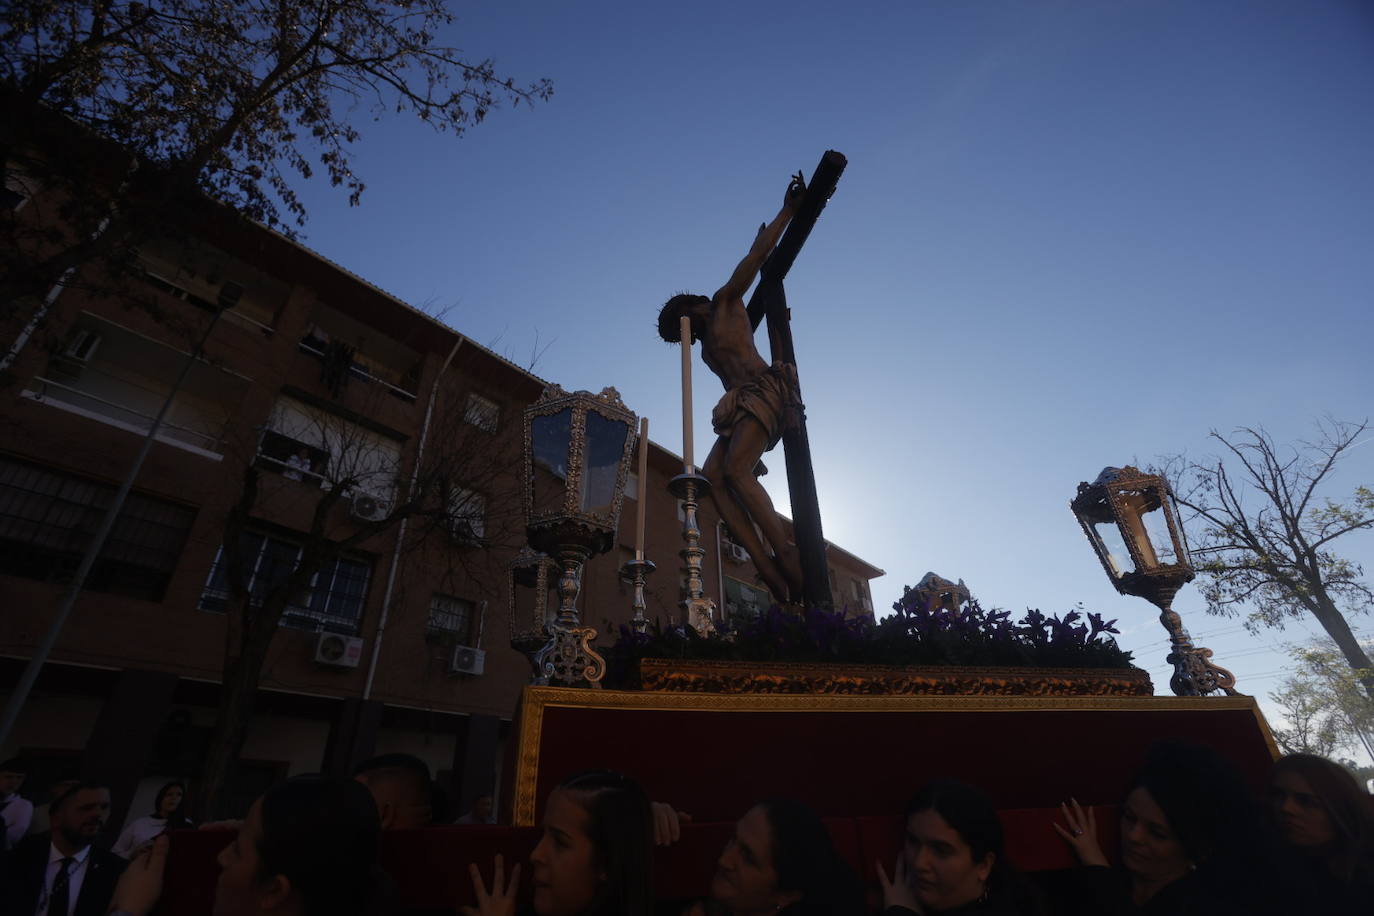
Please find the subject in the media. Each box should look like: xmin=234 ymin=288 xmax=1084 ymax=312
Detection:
xmin=0 ymin=746 xmax=1371 ymax=916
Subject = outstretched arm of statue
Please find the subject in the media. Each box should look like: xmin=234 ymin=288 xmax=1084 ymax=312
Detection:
xmin=715 ymin=172 xmax=806 ymax=302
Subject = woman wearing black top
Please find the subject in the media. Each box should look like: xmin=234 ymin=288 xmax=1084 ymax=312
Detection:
xmin=465 ymin=770 xmax=655 ymax=916
xmin=878 ymin=780 xmax=1041 ymax=915
xmin=1056 ymin=742 xmax=1278 ymax=915
xmin=1269 ymin=753 xmax=1374 ymax=915
xmin=685 ymin=797 xmax=863 ymax=916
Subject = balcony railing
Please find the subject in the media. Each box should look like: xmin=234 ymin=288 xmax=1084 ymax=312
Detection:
xmin=298 ymin=338 xmax=417 ymax=402
xmin=199 ymin=588 xmax=361 ymax=635
xmin=24 ymin=373 xmax=224 ymax=455
xmin=140 ymin=269 xmax=276 ymax=336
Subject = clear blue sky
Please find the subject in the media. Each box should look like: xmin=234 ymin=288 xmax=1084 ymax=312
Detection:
xmin=286 ymin=1 xmax=1373 ymax=747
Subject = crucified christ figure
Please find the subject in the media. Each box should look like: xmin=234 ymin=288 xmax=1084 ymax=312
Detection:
xmin=657 ymin=173 xmax=807 ymax=604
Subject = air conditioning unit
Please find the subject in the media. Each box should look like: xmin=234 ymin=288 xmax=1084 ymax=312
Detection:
xmin=63 ymin=330 xmax=102 ymax=363
xmin=350 ymin=492 xmax=390 ymax=523
xmin=725 ymin=542 xmax=750 ymax=563
xmin=448 ymin=645 xmax=486 ymax=676
xmin=314 ymin=633 xmax=364 ymax=668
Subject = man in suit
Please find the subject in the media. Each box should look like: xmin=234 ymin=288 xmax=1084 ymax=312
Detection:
xmin=0 ymin=782 xmax=127 ymax=916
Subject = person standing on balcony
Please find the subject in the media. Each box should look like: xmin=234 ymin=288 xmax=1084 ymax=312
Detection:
xmin=283 ymin=448 xmax=311 ymax=482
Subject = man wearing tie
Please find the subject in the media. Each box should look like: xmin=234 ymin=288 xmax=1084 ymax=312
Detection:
xmin=0 ymin=782 xmax=126 ymax=916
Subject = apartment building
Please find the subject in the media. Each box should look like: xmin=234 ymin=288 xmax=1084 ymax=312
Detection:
xmin=0 ymin=186 xmax=883 ymax=828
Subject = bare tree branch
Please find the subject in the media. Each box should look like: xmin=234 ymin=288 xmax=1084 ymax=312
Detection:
xmin=1156 ymin=419 xmax=1374 ymax=701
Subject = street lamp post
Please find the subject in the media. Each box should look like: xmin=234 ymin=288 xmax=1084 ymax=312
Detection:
xmin=523 ymin=385 xmax=638 ymax=687
xmin=1071 ymin=466 xmax=1238 ymax=697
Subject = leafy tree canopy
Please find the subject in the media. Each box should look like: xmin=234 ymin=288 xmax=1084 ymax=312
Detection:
xmin=1 ymin=1 xmax=552 ymax=314
xmin=3 ymin=0 xmax=550 ymax=228
xmin=1270 ymin=639 xmax=1374 ymax=767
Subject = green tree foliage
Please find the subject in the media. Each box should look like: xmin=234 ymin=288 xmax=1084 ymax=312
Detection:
xmin=1271 ymin=640 xmax=1374 ymax=765
xmin=1164 ymin=420 xmax=1374 ymax=701
xmin=1 ymin=0 xmax=551 ymax=308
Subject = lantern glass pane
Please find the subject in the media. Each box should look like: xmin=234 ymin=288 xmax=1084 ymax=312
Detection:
xmin=531 ymin=408 xmax=572 ymax=516
xmin=1092 ymin=520 xmax=1134 ymax=578
xmin=580 ymin=411 xmax=629 ymax=515
xmin=545 ymin=583 xmax=560 ymax=626
xmin=1138 ymin=487 xmax=1181 ymax=567
xmin=1165 ymin=492 xmax=1190 ymax=556
xmin=510 ymin=572 xmax=542 ymax=639
xmin=1115 ymin=488 xmax=1163 ymax=570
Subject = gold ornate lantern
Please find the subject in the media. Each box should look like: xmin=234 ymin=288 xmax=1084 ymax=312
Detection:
xmin=507 ymin=548 xmax=559 ymax=683
xmin=1071 ymin=466 xmax=1236 ymax=696
xmin=523 ymin=385 xmax=638 ymax=687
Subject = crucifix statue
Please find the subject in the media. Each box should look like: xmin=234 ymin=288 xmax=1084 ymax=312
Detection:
xmin=657 ymin=152 xmax=847 ymax=608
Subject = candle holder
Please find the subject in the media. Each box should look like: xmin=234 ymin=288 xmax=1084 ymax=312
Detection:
xmin=669 ymin=471 xmax=717 ymax=635
xmin=619 ymin=558 xmax=657 ymax=634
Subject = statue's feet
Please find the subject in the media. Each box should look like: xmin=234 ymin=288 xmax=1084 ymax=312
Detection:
xmin=752 ymin=555 xmax=794 ymax=609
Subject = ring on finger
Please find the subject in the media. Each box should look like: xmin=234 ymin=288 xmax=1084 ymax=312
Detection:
xmin=1072 ymin=828 xmax=1084 ymax=837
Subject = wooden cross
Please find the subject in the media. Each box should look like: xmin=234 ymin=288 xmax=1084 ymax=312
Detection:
xmin=746 ymin=150 xmax=847 ymax=610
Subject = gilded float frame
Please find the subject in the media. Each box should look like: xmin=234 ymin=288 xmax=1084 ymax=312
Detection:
xmin=508 ymin=686 xmax=1279 ymax=825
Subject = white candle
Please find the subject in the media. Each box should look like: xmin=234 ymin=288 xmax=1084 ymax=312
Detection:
xmin=679 ymin=314 xmax=693 ymax=472
xmin=635 ymin=416 xmax=649 ymax=562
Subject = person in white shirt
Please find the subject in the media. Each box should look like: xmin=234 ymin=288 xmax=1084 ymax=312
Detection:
xmin=111 ymin=781 xmax=191 ymax=860
xmin=282 ymin=448 xmax=311 ymax=481
xmin=456 ymin=793 xmax=496 ymax=825
xmin=0 ymin=758 xmax=34 ymax=850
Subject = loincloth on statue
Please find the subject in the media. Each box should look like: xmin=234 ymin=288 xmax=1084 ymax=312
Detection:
xmin=711 ymin=362 xmax=802 ymax=452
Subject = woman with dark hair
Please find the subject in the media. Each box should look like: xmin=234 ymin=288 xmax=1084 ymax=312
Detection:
xmin=112 ymin=780 xmax=192 ymax=859
xmin=1057 ymin=741 xmax=1275 ymax=915
xmin=1269 ymin=753 xmax=1374 ymax=914
xmin=107 ymin=774 xmax=383 ymax=916
xmin=465 ymin=769 xmax=655 ymax=916
xmin=687 ymin=797 xmax=863 ymax=916
xmin=879 ymin=780 xmax=1040 ymax=915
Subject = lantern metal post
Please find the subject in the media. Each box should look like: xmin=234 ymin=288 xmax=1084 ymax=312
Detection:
xmin=523 ymin=385 xmax=638 ymax=687
xmin=1071 ymin=466 xmax=1238 ymax=697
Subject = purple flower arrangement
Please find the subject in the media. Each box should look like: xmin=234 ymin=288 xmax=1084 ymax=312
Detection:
xmin=604 ymin=598 xmax=1130 ymax=687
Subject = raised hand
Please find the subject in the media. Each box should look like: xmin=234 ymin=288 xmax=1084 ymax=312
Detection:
xmin=459 ymin=853 xmax=521 ymax=916
xmin=876 ymin=853 xmax=923 ymax=913
xmin=650 ymin=801 xmax=692 ymax=845
xmin=1053 ymin=798 xmax=1109 ymax=867
xmin=109 ymin=833 xmax=169 ymax=916
xmin=785 ymin=171 xmax=806 ymax=207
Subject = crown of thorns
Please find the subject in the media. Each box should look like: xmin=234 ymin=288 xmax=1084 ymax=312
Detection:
xmin=657 ymin=293 xmax=709 ymax=343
